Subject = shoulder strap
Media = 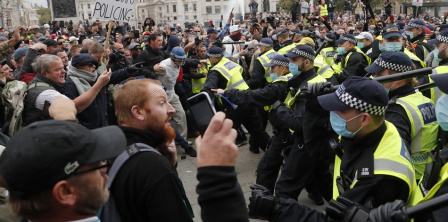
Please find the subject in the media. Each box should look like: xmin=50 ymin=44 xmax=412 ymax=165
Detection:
xmin=27 ymin=82 xmax=51 ymax=91
xmin=107 ymin=143 xmax=161 ymax=189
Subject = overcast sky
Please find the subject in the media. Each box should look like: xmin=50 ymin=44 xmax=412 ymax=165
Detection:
xmin=27 ymin=0 xmax=48 ymax=8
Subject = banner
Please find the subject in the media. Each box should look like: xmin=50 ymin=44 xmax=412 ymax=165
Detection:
xmin=93 ymin=0 xmax=134 ymax=23
xmin=412 ymin=0 xmax=423 ymax=7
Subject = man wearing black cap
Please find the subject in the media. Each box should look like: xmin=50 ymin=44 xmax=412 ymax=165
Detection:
xmin=128 ymin=42 xmax=142 ymax=64
xmin=247 ymin=38 xmax=279 ymax=89
xmin=202 ymin=46 xmax=270 ymax=153
xmin=0 ymin=120 xmax=126 ymax=222
xmin=214 ymin=54 xmax=294 ymax=187
xmin=331 ymin=34 xmax=370 ymax=83
xmin=276 ymin=29 xmax=295 ymax=55
xmin=270 ymin=45 xmax=332 ymax=204
xmin=249 ymin=77 xmax=415 ymax=222
xmin=63 ymin=54 xmax=142 ymax=129
xmin=366 ymin=51 xmax=439 ymax=180
xmin=405 ymin=19 xmax=434 ymax=62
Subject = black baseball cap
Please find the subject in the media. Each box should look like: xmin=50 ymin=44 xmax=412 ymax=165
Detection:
xmin=42 ymin=39 xmax=63 ymax=47
xmin=318 ymin=76 xmax=389 ymax=115
xmin=431 ymin=73 xmax=448 ymax=94
xmin=71 ymin=54 xmax=99 ymax=68
xmin=0 ymin=120 xmax=126 ymax=197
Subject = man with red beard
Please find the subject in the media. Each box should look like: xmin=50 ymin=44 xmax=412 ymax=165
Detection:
xmin=111 ymin=79 xmax=194 ymax=221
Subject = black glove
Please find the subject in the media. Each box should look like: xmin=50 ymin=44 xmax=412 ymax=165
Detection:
xmin=126 ymin=62 xmax=145 ymax=74
xmin=369 ymin=200 xmax=409 ymax=222
xmin=334 ymin=54 xmax=343 ymax=64
xmin=307 ymin=82 xmax=334 ymax=97
xmin=248 ymin=184 xmax=280 ymax=221
xmin=325 ymin=196 xmax=370 ymax=222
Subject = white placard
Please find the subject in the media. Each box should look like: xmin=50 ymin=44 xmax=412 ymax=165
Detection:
xmin=92 ymin=0 xmax=135 ymax=23
xmin=412 ymin=0 xmax=423 ymax=7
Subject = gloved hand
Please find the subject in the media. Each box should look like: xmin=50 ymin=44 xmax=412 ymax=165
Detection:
xmin=307 ymin=82 xmax=334 ymax=97
xmin=369 ymin=200 xmax=409 ymax=222
xmin=127 ymin=62 xmax=145 ymax=74
xmin=248 ymin=184 xmax=280 ymax=221
xmin=325 ymin=196 xmax=370 ymax=222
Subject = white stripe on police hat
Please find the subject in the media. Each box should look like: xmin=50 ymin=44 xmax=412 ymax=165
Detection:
xmin=290 ymin=48 xmax=316 ymax=60
xmin=436 ymin=34 xmax=448 ymax=43
xmin=375 ymin=57 xmax=413 ymax=73
xmin=338 ymin=92 xmax=388 ymax=115
xmin=408 ymin=22 xmax=425 ymax=29
xmin=342 ymin=37 xmax=357 ymax=44
xmin=272 ymin=60 xmax=289 ymax=66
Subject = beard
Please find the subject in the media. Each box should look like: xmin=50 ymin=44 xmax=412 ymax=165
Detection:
xmin=72 ymin=176 xmax=109 ymax=216
xmin=162 ymin=123 xmax=176 ymax=143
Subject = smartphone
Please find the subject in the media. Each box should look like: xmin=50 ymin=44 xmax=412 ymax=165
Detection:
xmin=187 ymin=92 xmax=217 ymax=136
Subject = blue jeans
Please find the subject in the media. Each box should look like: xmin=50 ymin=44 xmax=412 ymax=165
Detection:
xmin=328 ymin=11 xmax=335 ymax=21
xmin=175 ymin=129 xmax=189 ymax=149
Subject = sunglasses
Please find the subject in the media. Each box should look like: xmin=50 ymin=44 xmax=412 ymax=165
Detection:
xmin=72 ymin=160 xmax=111 ymax=175
xmin=83 ymin=63 xmax=96 ymax=67
xmin=194 ymin=31 xmax=201 ymax=33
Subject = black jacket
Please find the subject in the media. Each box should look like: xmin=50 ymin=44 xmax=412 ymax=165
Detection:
xmin=246 ymin=50 xmax=270 ymax=89
xmin=111 ymin=126 xmax=193 ymax=222
xmin=62 ymin=67 xmax=132 ymax=129
xmin=411 ymin=33 xmax=434 ymax=62
xmin=136 ymin=45 xmax=169 ymax=73
xmin=335 ymin=48 xmax=369 ymax=84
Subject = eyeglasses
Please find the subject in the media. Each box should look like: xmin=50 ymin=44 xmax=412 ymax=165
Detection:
xmin=72 ymin=160 xmax=110 ymax=176
xmin=194 ymin=31 xmax=201 ymax=33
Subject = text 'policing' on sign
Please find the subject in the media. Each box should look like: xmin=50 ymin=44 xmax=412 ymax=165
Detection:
xmin=93 ymin=0 xmax=135 ymax=23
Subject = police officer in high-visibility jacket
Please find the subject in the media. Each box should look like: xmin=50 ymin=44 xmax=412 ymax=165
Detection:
xmin=202 ymin=46 xmax=270 ymax=152
xmin=247 ymin=38 xmax=280 ymax=89
xmin=331 ymin=34 xmax=370 ymax=84
xmin=404 ymin=19 xmax=434 ymax=63
xmin=366 ymin=51 xmax=439 ymax=180
xmin=213 ymin=55 xmax=293 ymax=158
xmin=276 ymin=29 xmax=296 ymax=55
xmin=248 ymin=77 xmax=415 ymax=222
xmin=272 ymin=45 xmax=333 ymax=202
xmin=427 ymin=29 xmax=448 ymax=103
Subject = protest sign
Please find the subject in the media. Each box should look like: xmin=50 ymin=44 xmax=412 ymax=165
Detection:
xmin=93 ymin=0 xmax=135 ymax=23
xmin=412 ymin=0 xmax=423 ymax=7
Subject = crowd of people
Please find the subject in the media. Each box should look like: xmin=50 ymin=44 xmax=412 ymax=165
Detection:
xmin=0 ymin=0 xmax=447 ymax=221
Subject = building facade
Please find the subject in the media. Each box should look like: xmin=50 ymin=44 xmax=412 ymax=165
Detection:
xmin=0 ymin=0 xmax=40 ymax=31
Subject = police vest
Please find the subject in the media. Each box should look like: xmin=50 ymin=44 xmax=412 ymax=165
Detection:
xmin=331 ymin=48 xmax=371 ymax=75
xmin=411 ymin=162 xmax=448 ymax=206
xmin=429 ymin=66 xmax=447 ymax=103
xmin=192 ymin=61 xmax=210 ymax=94
xmin=278 ymin=43 xmax=296 ymax=55
xmin=413 ymin=39 xmax=432 ymax=62
xmin=211 ymin=58 xmax=249 ymax=90
xmin=320 ymin=47 xmax=338 ymax=67
xmin=395 ymin=92 xmax=439 ymax=179
xmin=404 ymin=48 xmax=426 ymax=68
xmin=257 ymin=49 xmax=280 ymax=83
xmin=333 ymin=121 xmax=416 ymax=201
xmin=264 ymin=73 xmax=294 ymax=112
xmin=319 ymin=4 xmax=328 ymax=17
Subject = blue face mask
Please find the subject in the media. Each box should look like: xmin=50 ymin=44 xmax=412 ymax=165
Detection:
xmin=289 ymin=60 xmax=305 ymax=76
xmin=436 ymin=94 xmax=448 ymax=131
xmin=405 ymin=31 xmax=414 ymax=40
xmin=434 ymin=47 xmax=442 ymax=63
xmin=379 ymin=42 xmax=386 ymax=52
xmin=337 ymin=47 xmax=347 ymax=55
xmin=330 ymin=111 xmax=364 ymax=138
xmin=384 ymin=82 xmax=396 ymax=95
xmin=357 ymin=41 xmax=365 ymax=49
xmin=385 ymin=42 xmax=402 ymax=52
xmin=270 ymin=73 xmax=278 ymax=81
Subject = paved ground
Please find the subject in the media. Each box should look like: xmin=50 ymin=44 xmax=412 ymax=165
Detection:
xmin=177 ymin=125 xmax=328 ymax=222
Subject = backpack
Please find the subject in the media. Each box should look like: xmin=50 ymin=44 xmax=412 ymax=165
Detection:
xmin=1 ymin=81 xmax=50 ymax=137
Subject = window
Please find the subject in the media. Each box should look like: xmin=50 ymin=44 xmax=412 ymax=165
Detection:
xmin=88 ymin=13 xmax=92 ymax=20
xmin=80 ymin=4 xmax=83 ymax=9
xmin=185 ymin=15 xmax=189 ymax=20
xmin=167 ymin=5 xmax=169 ymax=12
xmin=141 ymin=9 xmax=144 ymax=13
xmin=184 ymin=4 xmax=188 ymax=12
xmin=159 ymin=7 xmax=162 ymax=12
xmin=206 ymin=6 xmax=212 ymax=13
xmin=174 ymin=16 xmax=177 ymax=20
xmin=194 ymin=15 xmax=197 ymax=19
xmin=206 ymin=0 xmax=211 ymax=2
xmin=193 ymin=4 xmax=196 ymax=11
xmin=215 ymin=0 xmax=220 ymax=1
xmin=173 ymin=5 xmax=177 ymax=13
xmin=87 ymin=3 xmax=90 ymax=9
xmin=215 ymin=6 xmax=221 ymax=14
xmin=224 ymin=5 xmax=228 ymax=12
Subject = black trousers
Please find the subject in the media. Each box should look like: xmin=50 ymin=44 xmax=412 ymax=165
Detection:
xmin=256 ymin=131 xmax=290 ymax=193
xmin=274 ymin=138 xmax=333 ymax=201
xmin=226 ymin=105 xmax=270 ymax=149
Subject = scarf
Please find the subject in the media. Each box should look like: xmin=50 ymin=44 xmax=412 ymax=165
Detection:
xmin=67 ymin=65 xmax=97 ymax=95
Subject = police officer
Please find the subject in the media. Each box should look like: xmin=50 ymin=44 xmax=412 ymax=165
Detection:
xmin=428 ymin=29 xmax=448 ymax=103
xmin=249 ymin=77 xmax=415 ymax=222
xmin=276 ymin=29 xmax=296 ymax=55
xmin=272 ymin=45 xmax=333 ymax=203
xmin=318 ymin=32 xmax=338 ymax=67
xmin=202 ymin=46 xmax=270 ymax=152
xmin=366 ymin=51 xmax=439 ymax=180
xmin=291 ymin=29 xmax=303 ymax=43
xmin=405 ymin=19 xmax=434 ymax=62
xmin=247 ymin=38 xmax=280 ymax=89
xmin=214 ymin=55 xmax=293 ymax=155
xmin=331 ymin=34 xmax=371 ymax=84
